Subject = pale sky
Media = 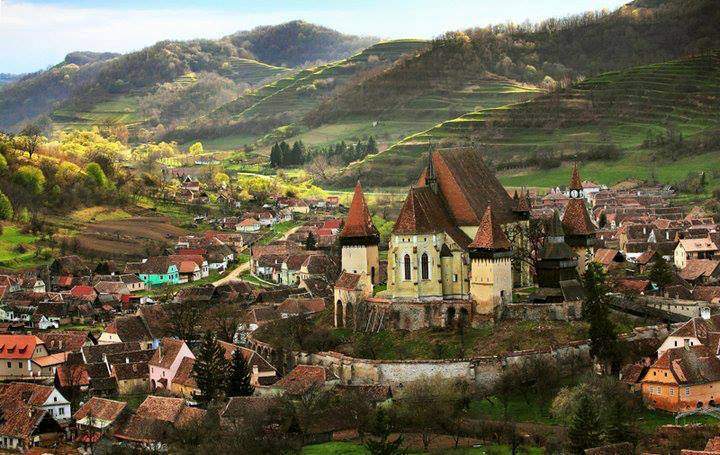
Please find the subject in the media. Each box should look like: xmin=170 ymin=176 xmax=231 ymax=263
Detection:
xmin=0 ymin=0 xmax=629 ymax=74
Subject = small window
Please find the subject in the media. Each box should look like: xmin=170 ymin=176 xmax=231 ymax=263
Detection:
xmin=403 ymin=254 xmax=411 ymax=281
xmin=59 ymin=408 xmax=64 ymax=415
xmin=670 ymin=388 xmax=675 ymax=396
xmin=421 ymin=253 xmax=429 ymax=280
xmin=17 ymin=362 xmax=21 ymax=368
xmin=453 ymin=274 xmax=458 ymax=282
xmin=686 ymin=387 xmax=691 ymax=396
xmin=6 ymin=362 xmax=9 ymax=368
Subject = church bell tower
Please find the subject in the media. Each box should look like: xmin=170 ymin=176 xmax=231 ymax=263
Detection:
xmin=339 ymin=182 xmax=381 ymax=284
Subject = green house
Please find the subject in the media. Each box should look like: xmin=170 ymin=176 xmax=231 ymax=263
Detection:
xmin=136 ymin=257 xmax=182 ymax=286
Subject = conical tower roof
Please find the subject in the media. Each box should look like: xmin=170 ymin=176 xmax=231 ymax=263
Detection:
xmin=570 ymin=163 xmax=582 ymax=191
xmin=339 ymin=181 xmax=380 ymax=244
xmin=469 ymin=206 xmax=511 ymax=251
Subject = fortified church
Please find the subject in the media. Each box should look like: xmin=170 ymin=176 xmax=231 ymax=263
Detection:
xmin=334 ymin=148 xmax=596 ymax=331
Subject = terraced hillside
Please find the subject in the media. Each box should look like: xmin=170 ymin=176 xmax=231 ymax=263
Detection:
xmin=50 ymin=64 xmax=289 ymax=133
xmin=166 ymin=40 xmax=430 ymax=147
xmin=333 ymin=52 xmax=720 ymax=188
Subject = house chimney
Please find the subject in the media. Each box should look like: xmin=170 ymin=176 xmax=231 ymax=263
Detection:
xmin=701 ymin=307 xmax=711 ymax=320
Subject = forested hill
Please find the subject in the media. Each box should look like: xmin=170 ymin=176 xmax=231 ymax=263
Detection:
xmin=0 ymin=21 xmax=377 ymax=132
xmin=307 ymin=0 xmax=720 ymax=127
xmin=225 ymin=20 xmax=378 ymax=67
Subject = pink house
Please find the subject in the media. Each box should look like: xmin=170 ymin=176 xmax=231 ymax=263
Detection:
xmin=148 ymin=338 xmax=194 ymax=390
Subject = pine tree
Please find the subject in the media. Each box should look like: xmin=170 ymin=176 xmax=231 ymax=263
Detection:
xmin=291 ymin=141 xmax=305 ymax=165
xmin=648 ymin=256 xmax=673 ymax=291
xmin=195 ymin=331 xmax=228 ymax=405
xmin=226 ymin=348 xmax=255 ymax=397
xmin=305 ymin=232 xmax=316 ymax=251
xmin=0 ymin=191 xmax=12 ymax=221
xmin=270 ymin=143 xmax=280 ymax=168
xmin=367 ymin=136 xmax=378 ymax=154
xmin=568 ymin=394 xmax=601 ymax=454
xmin=279 ymin=141 xmax=291 ymax=167
xmin=605 ymin=397 xmax=634 ymax=443
xmin=583 ymin=263 xmax=619 ymax=373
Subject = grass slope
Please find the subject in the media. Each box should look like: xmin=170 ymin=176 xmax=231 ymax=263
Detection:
xmin=337 ymin=52 xmax=720 ymax=188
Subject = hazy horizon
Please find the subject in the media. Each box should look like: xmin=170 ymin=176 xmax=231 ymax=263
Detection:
xmin=1 ymin=0 xmax=628 ymax=74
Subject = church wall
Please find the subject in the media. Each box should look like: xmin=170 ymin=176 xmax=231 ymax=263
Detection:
xmin=388 ymin=234 xmax=444 ymax=300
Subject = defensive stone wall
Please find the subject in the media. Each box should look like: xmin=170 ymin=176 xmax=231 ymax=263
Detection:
xmin=284 ymin=322 xmax=680 ymax=387
xmin=501 ymin=301 xmax=583 ymax=321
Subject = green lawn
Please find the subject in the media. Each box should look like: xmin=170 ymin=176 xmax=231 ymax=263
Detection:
xmin=259 ymin=220 xmax=300 ymax=245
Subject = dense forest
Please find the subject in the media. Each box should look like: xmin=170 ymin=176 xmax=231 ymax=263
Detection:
xmin=307 ymin=0 xmax=720 ymax=126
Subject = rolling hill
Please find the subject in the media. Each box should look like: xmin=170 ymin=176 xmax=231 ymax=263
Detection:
xmin=333 ymin=52 xmax=720 ymax=188
xmin=163 ymin=39 xmax=432 ymax=147
xmin=0 ymin=21 xmax=377 ymax=133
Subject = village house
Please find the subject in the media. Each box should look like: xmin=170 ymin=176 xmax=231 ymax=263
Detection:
xmin=128 ymin=257 xmax=181 ymax=287
xmin=641 ymin=345 xmax=720 ymax=412
xmin=112 ymin=361 xmax=151 ymax=394
xmin=657 ymin=309 xmax=718 ymax=356
xmin=278 ymin=298 xmax=326 ymax=318
xmin=0 ymin=402 xmax=63 ymax=451
xmin=98 ymin=315 xmax=155 ymax=349
xmin=114 ymin=396 xmax=206 ymax=450
xmin=149 ymin=338 xmax=195 ymax=391
xmin=0 ymin=334 xmax=49 ymax=379
xmin=675 ymin=237 xmax=718 ymax=269
xmin=237 ymin=218 xmax=261 ymax=233
xmin=74 ymin=397 xmax=127 ymax=437
xmin=0 ymin=382 xmax=71 ymax=421
xmin=268 ymin=365 xmax=339 ymax=396
xmin=679 ymin=259 xmax=720 ymax=285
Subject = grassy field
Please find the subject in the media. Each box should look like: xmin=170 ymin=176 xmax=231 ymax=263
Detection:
xmin=336 ymin=52 xmax=720 ymax=188
xmin=0 ymin=225 xmax=43 ymax=269
xmin=497 ymin=150 xmax=720 ymax=190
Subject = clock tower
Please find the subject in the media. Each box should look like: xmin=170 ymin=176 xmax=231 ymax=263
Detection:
xmin=562 ymin=164 xmax=596 ymax=274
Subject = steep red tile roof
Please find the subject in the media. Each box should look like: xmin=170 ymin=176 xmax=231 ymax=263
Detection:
xmin=73 ymin=397 xmax=126 ymax=423
xmin=37 ymin=331 xmax=91 ymax=353
xmin=0 ymin=402 xmax=48 ymax=440
xmin=418 ymin=148 xmax=518 ymax=226
xmin=617 ymin=279 xmax=650 ymax=293
xmin=569 ymin=163 xmax=582 ymax=190
xmin=468 ymin=206 xmax=511 ymax=251
xmin=694 ymin=286 xmax=720 ymax=303
xmin=562 ymin=198 xmax=596 ymax=236
xmin=340 ymin=182 xmax=379 ymax=240
xmin=115 ymin=396 xmax=205 ymax=443
xmin=635 ymin=250 xmax=659 ymax=265
xmin=171 ymin=357 xmax=196 ymax=389
xmin=393 ymin=187 xmax=472 ymax=249
xmin=70 ymin=285 xmax=96 ymax=298
xmin=0 ymin=335 xmax=43 ymax=359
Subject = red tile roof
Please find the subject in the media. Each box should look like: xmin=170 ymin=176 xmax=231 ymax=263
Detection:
xmin=73 ymin=397 xmax=126 ymax=423
xmin=278 ymin=298 xmax=326 ymax=315
xmin=649 ymin=345 xmax=720 ymax=385
xmin=70 ymin=285 xmax=96 ymax=297
xmin=562 ymin=198 xmax=596 ymax=236
xmin=468 ymin=206 xmax=511 ymax=251
xmin=417 ymin=148 xmax=518 ymax=226
xmin=569 ymin=163 xmax=582 ymax=190
xmin=340 ymin=182 xmax=380 ymax=240
xmin=273 ymin=365 xmax=329 ymax=395
xmin=0 ymin=335 xmax=43 ymax=359
xmin=149 ymin=338 xmax=189 ymax=369
xmin=680 ymin=260 xmax=720 ymax=282
xmin=335 ymin=272 xmax=362 ymax=290
xmin=0 ymin=382 xmax=54 ymax=406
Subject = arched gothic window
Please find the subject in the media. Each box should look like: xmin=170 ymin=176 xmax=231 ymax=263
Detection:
xmin=404 ymin=254 xmax=411 ymax=280
xmin=421 ymin=253 xmax=429 ymax=280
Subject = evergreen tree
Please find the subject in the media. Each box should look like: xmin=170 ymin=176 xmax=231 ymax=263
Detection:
xmin=195 ymin=331 xmax=228 ymax=405
xmin=604 ymin=396 xmax=634 ymax=443
xmin=291 ymin=141 xmax=305 ymax=165
xmin=367 ymin=136 xmax=378 ymax=154
xmin=0 ymin=191 xmax=13 ymax=221
xmin=279 ymin=141 xmax=291 ymax=167
xmin=226 ymin=348 xmax=255 ymax=397
xmin=270 ymin=143 xmax=281 ymax=168
xmin=305 ymin=232 xmax=316 ymax=251
xmin=648 ymin=256 xmax=673 ymax=291
xmin=583 ymin=262 xmax=620 ymax=373
xmin=568 ymin=394 xmax=601 ymax=454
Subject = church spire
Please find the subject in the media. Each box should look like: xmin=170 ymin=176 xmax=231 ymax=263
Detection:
xmin=570 ymin=163 xmax=583 ymax=191
xmin=339 ymin=181 xmax=380 ymax=245
xmin=469 ymin=205 xmax=511 ymax=251
xmin=426 ymin=148 xmax=438 ymax=194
